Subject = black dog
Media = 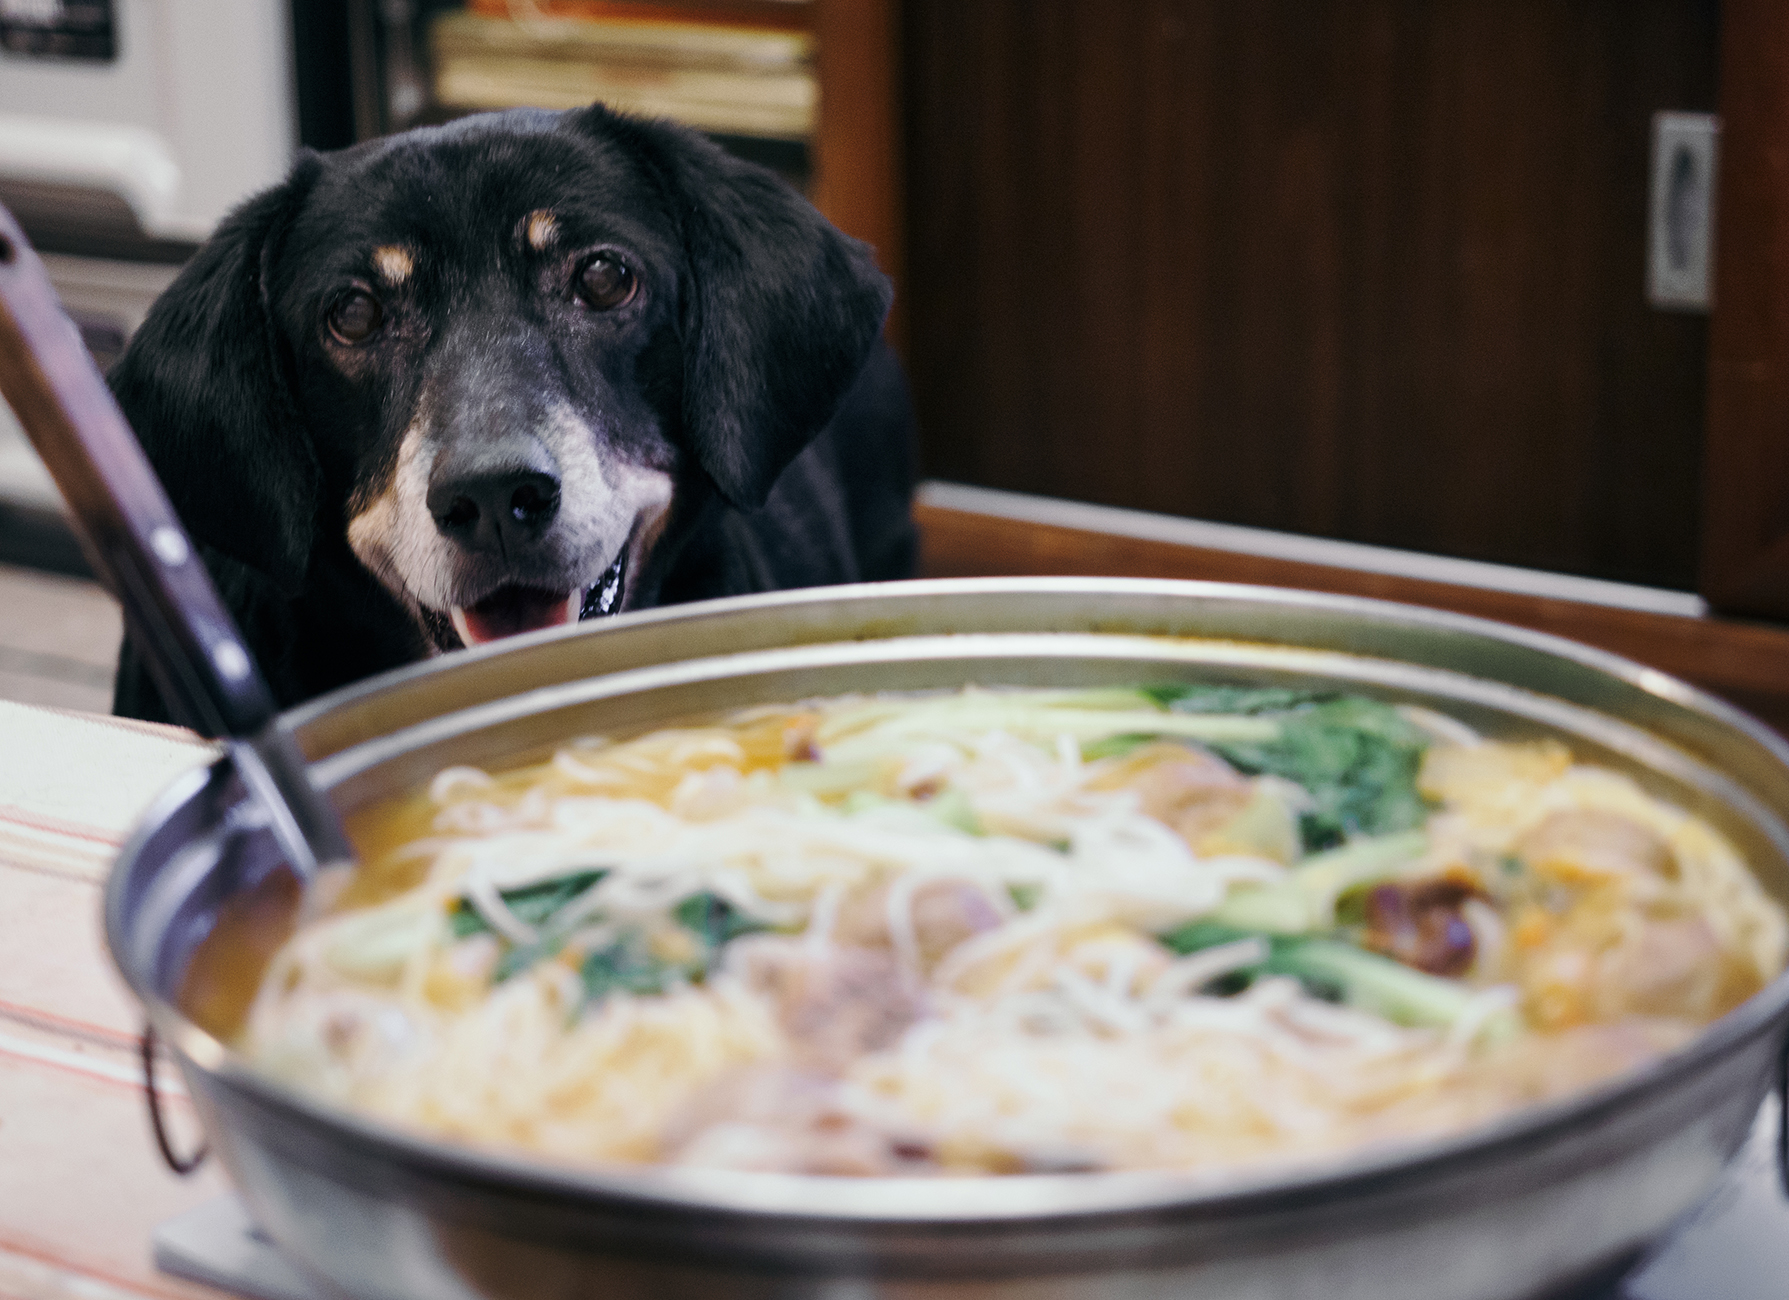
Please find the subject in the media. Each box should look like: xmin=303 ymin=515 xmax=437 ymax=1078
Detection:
xmin=110 ymin=104 xmax=916 ymax=727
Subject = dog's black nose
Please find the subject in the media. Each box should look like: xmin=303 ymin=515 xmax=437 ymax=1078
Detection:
xmin=428 ymin=465 xmax=562 ymax=550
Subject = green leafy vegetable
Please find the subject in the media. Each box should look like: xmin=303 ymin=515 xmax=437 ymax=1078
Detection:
xmin=450 ymin=873 xmax=772 ymax=994
xmin=1160 ymin=918 xmax=1276 ymax=956
xmin=1205 ymin=881 xmax=1315 ymax=934
xmin=493 ymin=936 xmax=563 ymax=982
xmin=449 ymin=869 xmax=609 ymax=939
xmin=1078 ymin=732 xmax=1161 ymax=761
xmin=789 ymin=686 xmax=1429 ymax=856
xmin=1265 ymin=940 xmax=1476 ymax=1029
xmin=672 ymin=891 xmax=771 ymax=949
xmin=813 ymin=692 xmax=1279 ymax=770
xmin=1141 ymin=684 xmax=1336 ymax=715
xmin=1194 ymin=696 xmax=1432 ymax=852
xmin=1290 ymin=829 xmax=1428 ymax=920
xmin=581 ymin=934 xmax=683 ymax=1001
xmin=1204 ymin=822 xmax=1427 ymax=937
xmin=576 ymin=892 xmax=771 ymax=1005
xmin=922 ymin=786 xmax=983 ymax=835
xmin=1001 ymin=686 xmax=1431 ymax=854
xmin=1158 ymin=919 xmax=1489 ymax=1030
xmin=782 ymin=759 xmax=886 ymax=798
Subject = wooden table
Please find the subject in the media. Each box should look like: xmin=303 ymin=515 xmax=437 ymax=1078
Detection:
xmin=0 ymin=700 xmax=228 ymax=1300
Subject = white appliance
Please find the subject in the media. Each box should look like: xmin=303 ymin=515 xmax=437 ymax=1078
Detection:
xmin=0 ymin=0 xmax=296 ymax=244
xmin=0 ymin=252 xmax=178 ymax=512
xmin=0 ymin=0 xmax=298 ymax=560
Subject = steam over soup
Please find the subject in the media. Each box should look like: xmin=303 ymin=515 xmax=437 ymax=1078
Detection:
xmin=216 ymin=685 xmax=1787 ymax=1177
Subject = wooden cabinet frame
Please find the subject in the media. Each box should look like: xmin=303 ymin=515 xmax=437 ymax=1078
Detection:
xmin=812 ymin=0 xmax=906 ymax=352
xmin=1700 ymin=0 xmax=1789 ymax=619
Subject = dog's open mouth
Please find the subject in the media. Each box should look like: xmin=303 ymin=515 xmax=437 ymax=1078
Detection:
xmin=448 ymin=551 xmax=627 ymax=648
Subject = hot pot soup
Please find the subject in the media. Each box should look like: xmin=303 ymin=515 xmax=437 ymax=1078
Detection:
xmin=191 ymin=684 xmax=1785 ymax=1178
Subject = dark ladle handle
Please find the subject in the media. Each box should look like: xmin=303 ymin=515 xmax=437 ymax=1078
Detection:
xmin=0 ymin=202 xmax=350 ymax=877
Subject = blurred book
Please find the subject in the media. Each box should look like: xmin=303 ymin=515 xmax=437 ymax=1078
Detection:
xmin=466 ymin=1 xmax=811 ymax=32
xmin=432 ymin=7 xmax=816 ymax=142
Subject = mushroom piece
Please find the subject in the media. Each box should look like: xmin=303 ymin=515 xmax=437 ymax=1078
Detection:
xmin=1360 ymin=877 xmax=1482 ymax=977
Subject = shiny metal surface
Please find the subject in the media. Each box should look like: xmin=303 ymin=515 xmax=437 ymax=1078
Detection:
xmin=107 ymin=579 xmax=1789 ymax=1300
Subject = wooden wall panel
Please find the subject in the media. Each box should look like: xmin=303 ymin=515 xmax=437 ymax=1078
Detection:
xmin=1699 ymin=0 xmax=1789 ymax=619
xmin=814 ymin=0 xmax=908 ymax=350
xmin=903 ymin=0 xmax=1719 ymax=589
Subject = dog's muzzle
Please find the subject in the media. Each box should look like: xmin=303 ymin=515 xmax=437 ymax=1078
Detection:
xmin=447 ymin=549 xmax=628 ymax=647
xmin=426 ymin=451 xmax=636 ymax=647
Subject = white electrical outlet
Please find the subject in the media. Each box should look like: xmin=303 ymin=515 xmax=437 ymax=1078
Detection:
xmin=1648 ymin=111 xmax=1719 ymax=312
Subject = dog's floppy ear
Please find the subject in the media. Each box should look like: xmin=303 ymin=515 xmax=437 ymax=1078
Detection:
xmin=110 ymin=154 xmax=324 ymax=596
xmin=599 ymin=111 xmax=894 ymax=509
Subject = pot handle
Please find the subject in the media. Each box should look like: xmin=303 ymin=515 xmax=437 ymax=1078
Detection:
xmin=1779 ymin=1024 xmax=1789 ymax=1198
xmin=141 ymin=1022 xmax=208 ymax=1175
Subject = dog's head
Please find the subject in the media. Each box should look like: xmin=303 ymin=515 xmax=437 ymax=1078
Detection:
xmin=111 ymin=105 xmax=893 ymax=648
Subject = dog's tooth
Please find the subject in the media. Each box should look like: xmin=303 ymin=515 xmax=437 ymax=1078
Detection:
xmin=449 ymin=606 xmax=480 ymax=648
xmin=578 ymin=552 xmax=628 ymax=621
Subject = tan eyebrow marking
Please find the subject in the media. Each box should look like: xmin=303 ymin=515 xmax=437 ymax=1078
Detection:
xmin=525 ymin=210 xmax=558 ymax=251
xmin=372 ymin=245 xmax=414 ymax=285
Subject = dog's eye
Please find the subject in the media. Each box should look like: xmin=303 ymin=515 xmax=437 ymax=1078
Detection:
xmin=575 ymin=255 xmax=637 ymax=311
xmin=327 ymin=289 xmax=384 ymax=345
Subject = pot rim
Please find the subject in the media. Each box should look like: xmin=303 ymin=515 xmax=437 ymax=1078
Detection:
xmin=282 ymin=577 xmax=1789 ymax=764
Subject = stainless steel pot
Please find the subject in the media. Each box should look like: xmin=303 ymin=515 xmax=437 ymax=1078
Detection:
xmin=106 ymin=578 xmax=1789 ymax=1300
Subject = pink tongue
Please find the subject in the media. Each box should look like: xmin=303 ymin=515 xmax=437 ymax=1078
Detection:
xmin=455 ymin=586 xmax=574 ymax=644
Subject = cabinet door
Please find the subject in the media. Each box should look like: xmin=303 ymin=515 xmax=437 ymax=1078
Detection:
xmin=904 ymin=0 xmax=1720 ymax=591
xmin=1701 ymin=0 xmax=1789 ymax=619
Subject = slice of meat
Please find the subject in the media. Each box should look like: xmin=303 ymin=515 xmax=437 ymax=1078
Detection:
xmin=1516 ymin=809 xmax=1678 ymax=883
xmin=1467 ymin=1019 xmax=1697 ymax=1107
xmin=1514 ymin=897 xmax=1762 ymax=1029
xmin=831 ymin=878 xmax=1005 ymax=969
xmin=1592 ymin=914 xmax=1731 ymax=1019
xmin=727 ymin=936 xmax=924 ymax=1073
xmin=1085 ymin=742 xmax=1254 ymax=847
xmin=662 ymin=1066 xmax=935 ymax=1175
